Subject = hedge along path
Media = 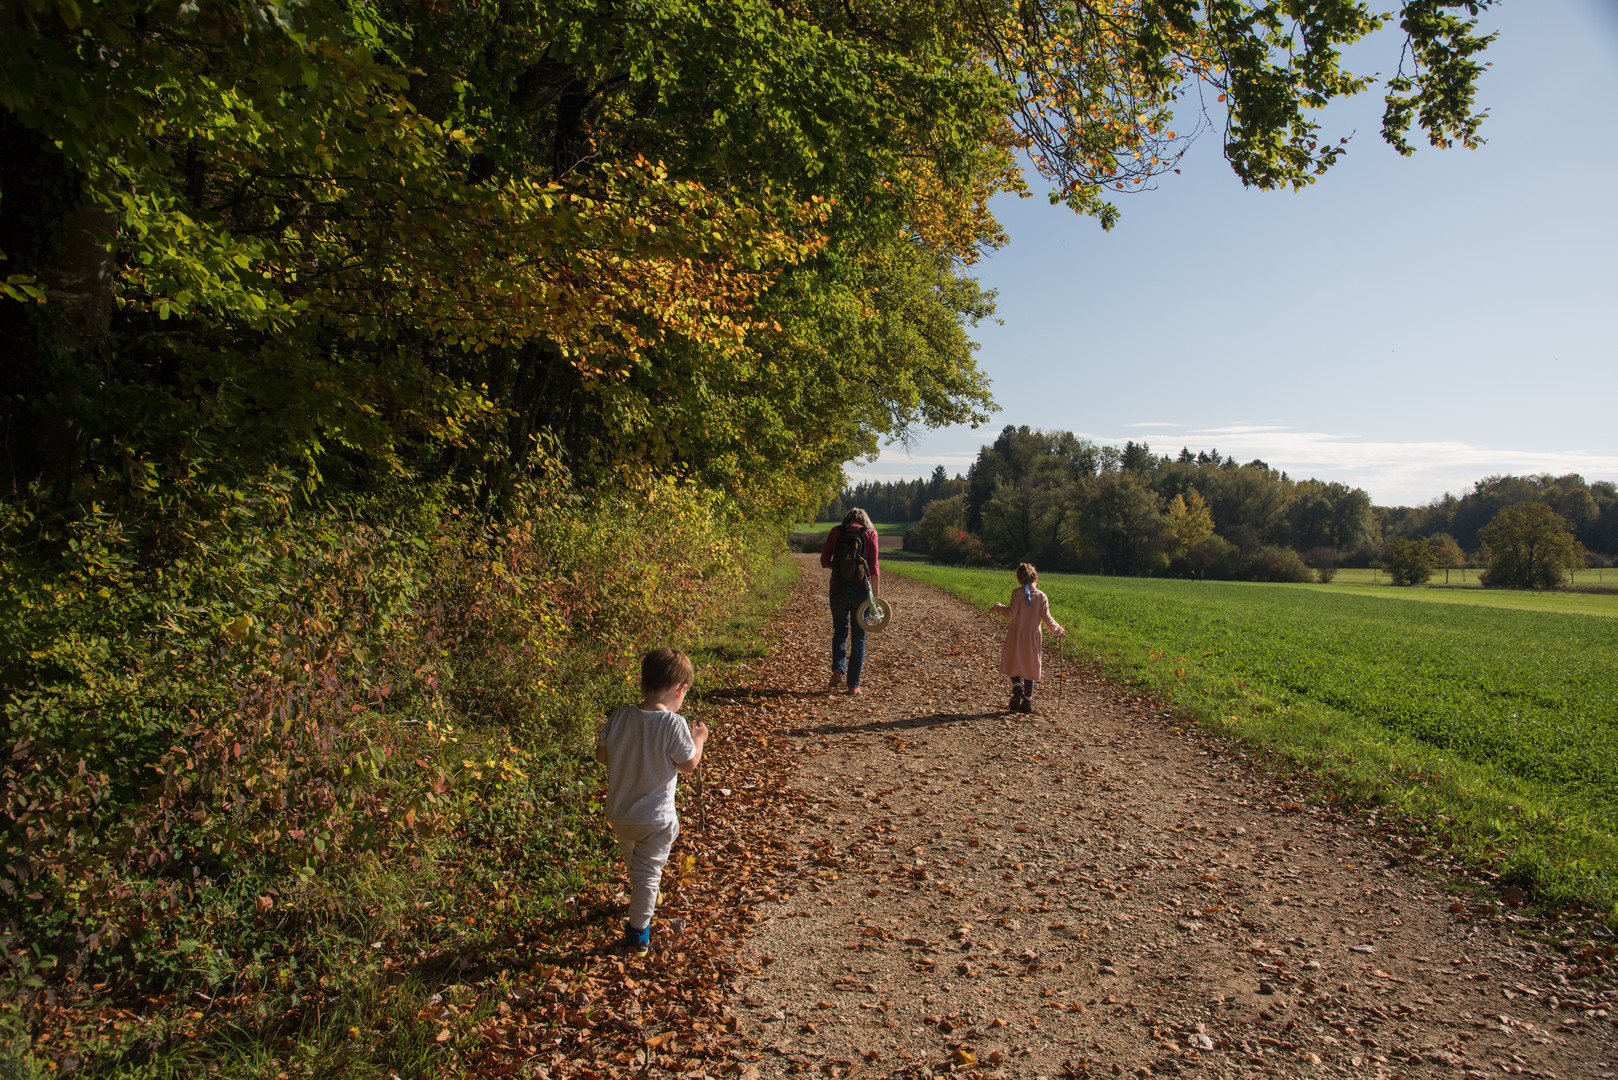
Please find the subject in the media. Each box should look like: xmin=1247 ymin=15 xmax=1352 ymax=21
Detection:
xmin=719 ymin=557 xmax=1617 ymax=1080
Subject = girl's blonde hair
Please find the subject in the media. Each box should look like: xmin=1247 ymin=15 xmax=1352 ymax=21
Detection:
xmin=842 ymin=507 xmax=874 ymax=530
xmin=1015 ymin=563 xmax=1038 ymax=585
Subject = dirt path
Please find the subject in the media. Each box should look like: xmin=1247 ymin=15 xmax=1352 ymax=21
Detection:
xmin=713 ymin=558 xmax=1616 ymax=1080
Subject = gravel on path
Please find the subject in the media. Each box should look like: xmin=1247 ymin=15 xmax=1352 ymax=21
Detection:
xmin=721 ymin=557 xmax=1617 ymax=1080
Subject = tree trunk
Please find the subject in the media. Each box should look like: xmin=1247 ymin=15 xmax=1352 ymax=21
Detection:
xmin=0 ymin=113 xmax=115 ymax=499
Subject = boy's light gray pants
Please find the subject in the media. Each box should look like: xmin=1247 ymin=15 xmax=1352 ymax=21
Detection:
xmin=611 ymin=819 xmax=679 ymax=930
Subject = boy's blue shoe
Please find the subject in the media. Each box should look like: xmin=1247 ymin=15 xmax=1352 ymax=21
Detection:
xmin=622 ymin=921 xmax=650 ymax=956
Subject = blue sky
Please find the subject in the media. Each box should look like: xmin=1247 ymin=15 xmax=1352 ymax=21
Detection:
xmin=849 ymin=0 xmax=1618 ymax=507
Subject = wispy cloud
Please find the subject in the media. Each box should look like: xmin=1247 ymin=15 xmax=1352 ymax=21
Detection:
xmin=1174 ymin=423 xmax=1296 ymax=437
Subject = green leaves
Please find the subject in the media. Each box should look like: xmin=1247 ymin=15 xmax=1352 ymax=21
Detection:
xmin=1384 ymin=536 xmax=1440 ymax=586
xmin=1384 ymin=0 xmax=1498 ymax=155
xmin=1479 ymin=503 xmax=1586 ymax=589
xmin=0 ymin=0 xmax=1500 ymax=526
xmin=973 ymin=0 xmax=1495 ymax=214
xmin=1 ymin=274 xmax=46 ymax=303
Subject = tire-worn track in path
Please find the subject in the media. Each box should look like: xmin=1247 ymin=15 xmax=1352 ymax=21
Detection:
xmin=723 ymin=557 xmax=1617 ymax=1080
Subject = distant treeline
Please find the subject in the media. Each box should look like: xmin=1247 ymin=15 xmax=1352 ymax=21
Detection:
xmin=815 ymin=426 xmax=1617 ymax=579
xmin=818 ymin=472 xmax=956 ymax=524
xmin=1381 ymin=473 xmax=1617 ymax=556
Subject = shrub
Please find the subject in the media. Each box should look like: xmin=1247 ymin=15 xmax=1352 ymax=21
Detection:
xmin=907 ymin=495 xmax=967 ymax=555
xmin=1183 ymin=535 xmax=1242 ymax=579
xmin=1 ymin=470 xmax=437 ymax=985
xmin=1338 ymin=545 xmax=1380 ymax=569
xmin=929 ymin=527 xmax=995 ymax=567
xmin=789 ymin=532 xmax=825 ymax=554
xmin=1382 ymin=536 xmax=1437 ymax=586
xmin=0 ymin=466 xmax=770 ymax=999
xmin=1301 ymin=546 xmax=1339 ymax=583
xmin=1246 ymin=545 xmax=1314 ymax=583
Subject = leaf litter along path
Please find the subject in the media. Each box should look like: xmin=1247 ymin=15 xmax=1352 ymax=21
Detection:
xmin=697 ymin=559 xmax=1616 ymax=1080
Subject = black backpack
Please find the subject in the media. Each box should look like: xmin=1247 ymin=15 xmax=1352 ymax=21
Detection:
xmin=831 ymin=525 xmax=869 ymax=582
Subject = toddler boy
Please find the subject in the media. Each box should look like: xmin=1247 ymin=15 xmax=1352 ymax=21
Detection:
xmin=596 ymin=647 xmax=709 ymax=955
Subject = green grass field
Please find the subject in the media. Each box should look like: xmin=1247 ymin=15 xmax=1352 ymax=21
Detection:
xmin=1330 ymin=566 xmax=1482 ymax=587
xmin=790 ymin=520 xmax=913 ymax=537
xmin=1309 ymin=569 xmax=1618 ymax=617
xmin=888 ymin=562 xmax=1618 ymax=912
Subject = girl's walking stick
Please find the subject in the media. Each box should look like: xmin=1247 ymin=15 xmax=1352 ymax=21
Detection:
xmin=1056 ymin=632 xmax=1066 ymax=714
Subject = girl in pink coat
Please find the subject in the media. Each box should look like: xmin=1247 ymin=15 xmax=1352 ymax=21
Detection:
xmin=989 ymin=563 xmax=1065 ymax=713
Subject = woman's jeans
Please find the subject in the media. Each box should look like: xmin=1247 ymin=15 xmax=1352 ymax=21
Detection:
xmin=829 ymin=584 xmax=868 ymax=688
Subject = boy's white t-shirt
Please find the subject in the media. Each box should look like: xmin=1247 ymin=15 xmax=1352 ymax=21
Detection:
xmin=598 ymin=704 xmax=698 ymax=825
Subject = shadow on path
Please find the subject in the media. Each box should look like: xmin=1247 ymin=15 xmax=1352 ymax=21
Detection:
xmin=788 ymin=710 xmax=994 ymax=737
xmin=702 ymin=685 xmax=822 ymax=704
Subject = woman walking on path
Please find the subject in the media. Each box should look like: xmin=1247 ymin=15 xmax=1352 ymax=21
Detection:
xmin=990 ymin=562 xmax=1064 ymax=712
xmin=819 ymin=508 xmax=880 ymax=695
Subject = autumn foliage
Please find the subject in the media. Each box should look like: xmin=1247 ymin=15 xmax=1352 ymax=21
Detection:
xmin=1479 ymin=503 xmax=1587 ymax=589
xmin=0 ymin=0 xmax=1505 ymax=1069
